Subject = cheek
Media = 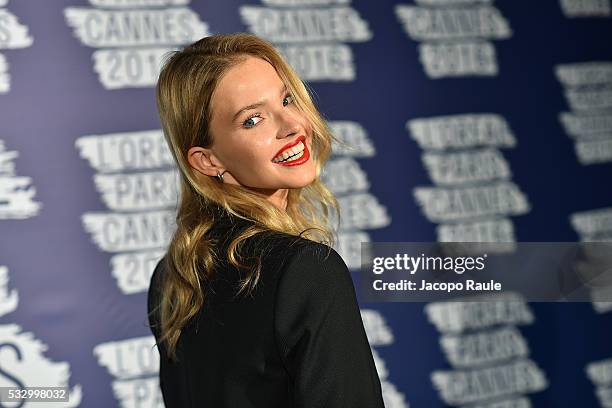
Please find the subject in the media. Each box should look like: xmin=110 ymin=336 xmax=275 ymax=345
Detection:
xmin=230 ymin=138 xmax=274 ymax=169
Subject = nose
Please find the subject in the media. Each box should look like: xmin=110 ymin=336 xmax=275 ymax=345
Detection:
xmin=277 ymin=110 xmax=303 ymax=139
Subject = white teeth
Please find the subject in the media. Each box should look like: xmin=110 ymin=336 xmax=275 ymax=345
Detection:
xmin=276 ymin=149 xmax=304 ymax=163
xmin=273 ymin=141 xmax=305 ymax=163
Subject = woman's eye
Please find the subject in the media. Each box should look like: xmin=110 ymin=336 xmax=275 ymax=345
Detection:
xmin=243 ymin=95 xmax=293 ymax=129
xmin=243 ymin=113 xmax=262 ymax=128
xmin=283 ymin=94 xmax=294 ymax=107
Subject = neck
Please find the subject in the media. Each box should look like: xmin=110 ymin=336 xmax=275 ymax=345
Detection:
xmin=250 ymin=188 xmax=288 ymax=211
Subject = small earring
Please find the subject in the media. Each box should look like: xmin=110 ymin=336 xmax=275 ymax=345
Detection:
xmin=216 ymin=169 xmax=227 ymax=183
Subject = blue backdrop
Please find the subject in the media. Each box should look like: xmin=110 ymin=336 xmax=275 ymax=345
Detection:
xmin=1 ymin=0 xmax=611 ymax=406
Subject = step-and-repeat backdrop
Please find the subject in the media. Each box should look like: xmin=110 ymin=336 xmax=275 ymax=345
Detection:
xmin=1 ymin=0 xmax=611 ymax=406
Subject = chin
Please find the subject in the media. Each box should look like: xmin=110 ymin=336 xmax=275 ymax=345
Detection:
xmin=284 ymin=172 xmax=317 ymax=189
xmin=286 ymin=178 xmax=315 ymax=189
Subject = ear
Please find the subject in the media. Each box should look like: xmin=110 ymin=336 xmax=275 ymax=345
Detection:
xmin=187 ymin=146 xmax=224 ymax=178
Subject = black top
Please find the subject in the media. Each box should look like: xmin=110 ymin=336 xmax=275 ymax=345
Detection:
xmin=147 ymin=211 xmax=385 ymax=407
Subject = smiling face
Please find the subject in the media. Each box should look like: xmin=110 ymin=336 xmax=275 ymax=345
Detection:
xmin=187 ymin=55 xmax=317 ymax=209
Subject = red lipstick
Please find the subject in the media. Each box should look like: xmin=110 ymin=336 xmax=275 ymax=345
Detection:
xmin=272 ymin=135 xmax=306 ymax=160
xmin=272 ymin=135 xmax=310 ymax=167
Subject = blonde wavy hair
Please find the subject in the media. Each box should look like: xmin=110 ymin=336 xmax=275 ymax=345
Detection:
xmin=152 ymin=32 xmax=343 ymax=361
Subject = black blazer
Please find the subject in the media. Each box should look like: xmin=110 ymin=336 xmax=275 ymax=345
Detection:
xmin=147 ymin=211 xmax=385 ymax=407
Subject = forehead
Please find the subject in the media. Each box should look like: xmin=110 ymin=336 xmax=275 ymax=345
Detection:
xmin=211 ymin=56 xmax=282 ymax=119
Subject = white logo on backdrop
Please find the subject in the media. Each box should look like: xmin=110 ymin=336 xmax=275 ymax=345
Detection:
xmin=0 ymin=139 xmax=42 ymax=219
xmin=0 ymin=266 xmax=17 ymax=318
xmin=240 ymin=0 xmax=372 ymax=81
xmin=395 ymin=0 xmax=512 ymax=79
xmin=555 ymin=62 xmax=612 ymax=165
xmin=94 ymin=336 xmax=163 ymax=407
xmin=425 ymin=292 xmax=548 ymax=406
xmin=571 ymin=207 xmax=612 ymax=242
xmin=560 ymin=63 xmax=612 ymax=313
xmin=321 ymin=121 xmax=391 ymax=270
xmin=361 ymin=309 xmax=410 ymax=408
xmin=64 ymin=0 xmax=210 ymax=89
xmin=560 ymin=0 xmax=611 ymax=17
xmin=0 ymin=266 xmax=83 ymax=406
xmin=569 ymin=207 xmax=612 ymax=313
xmin=586 ymin=357 xmax=612 ymax=407
xmin=75 ymin=130 xmax=179 ymax=294
xmin=406 ymin=113 xmax=530 ymax=245
xmin=0 ymin=2 xmax=34 ymax=93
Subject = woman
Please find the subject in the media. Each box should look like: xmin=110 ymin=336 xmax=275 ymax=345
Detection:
xmin=147 ymin=32 xmax=385 ymax=407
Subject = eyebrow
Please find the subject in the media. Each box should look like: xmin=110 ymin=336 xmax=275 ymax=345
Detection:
xmin=232 ymin=83 xmax=288 ymax=123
